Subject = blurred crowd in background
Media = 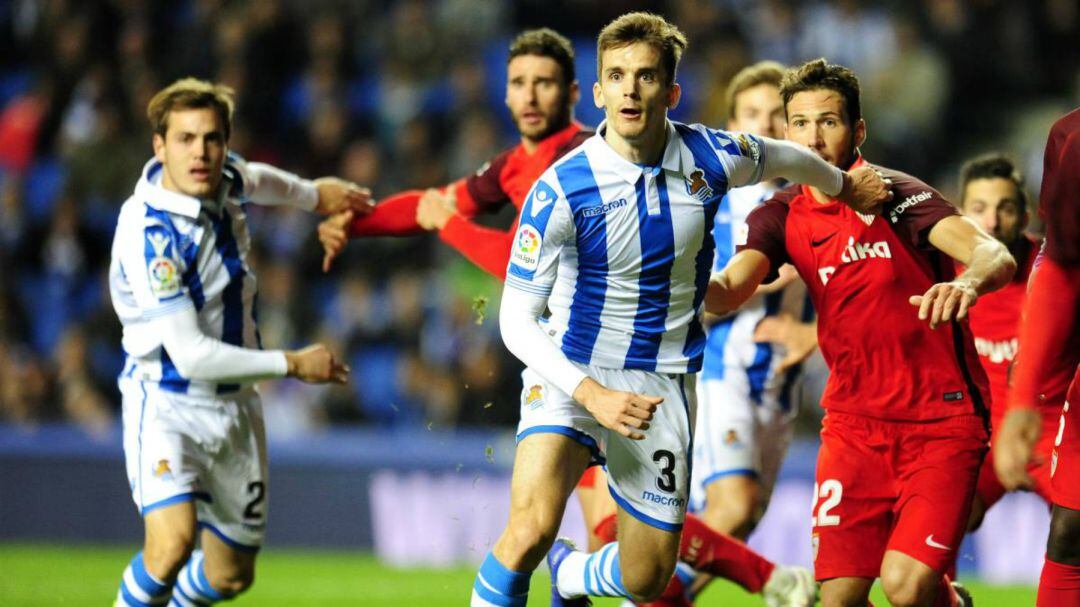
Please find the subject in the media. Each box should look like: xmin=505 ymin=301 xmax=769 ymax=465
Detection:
xmin=0 ymin=0 xmax=1077 ymax=440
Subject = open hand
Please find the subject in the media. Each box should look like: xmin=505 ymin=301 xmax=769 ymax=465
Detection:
xmin=908 ymin=281 xmax=978 ymax=329
xmin=318 ymin=211 xmax=353 ymax=272
xmin=313 ymin=177 xmax=373 ymax=216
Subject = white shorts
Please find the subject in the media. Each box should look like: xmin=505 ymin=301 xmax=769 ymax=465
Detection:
xmin=688 ymin=375 xmax=796 ymax=513
xmin=121 ymin=378 xmax=268 ymax=551
xmin=516 ymin=364 xmax=696 ymax=531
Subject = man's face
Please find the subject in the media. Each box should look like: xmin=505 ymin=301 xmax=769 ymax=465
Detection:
xmin=728 ymin=83 xmax=784 ymax=139
xmin=784 ymin=89 xmax=863 ymax=169
xmin=593 ymin=42 xmax=679 ymax=143
xmin=152 ymin=107 xmax=227 ymax=198
xmin=962 ymin=177 xmax=1028 ymax=246
xmin=506 ymin=54 xmax=576 ymax=143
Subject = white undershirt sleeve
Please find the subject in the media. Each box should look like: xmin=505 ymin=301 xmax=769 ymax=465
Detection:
xmin=499 ymin=287 xmax=588 ymax=398
xmin=153 ymin=303 xmax=288 ymax=382
xmin=243 ymin=162 xmax=319 ymax=211
xmin=758 ymin=137 xmax=845 ymax=196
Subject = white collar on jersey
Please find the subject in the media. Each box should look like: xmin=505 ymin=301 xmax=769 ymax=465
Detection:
xmin=135 ymin=158 xmax=226 ymax=219
xmin=592 ymin=120 xmax=696 ymax=185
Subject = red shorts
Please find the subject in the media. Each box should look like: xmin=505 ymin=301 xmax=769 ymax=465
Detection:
xmin=977 ymin=408 xmax=1059 ymax=507
xmin=1052 ymin=378 xmax=1080 ymax=510
xmin=812 ymin=412 xmax=988 ymax=581
xmin=577 ymin=465 xmax=600 ymax=489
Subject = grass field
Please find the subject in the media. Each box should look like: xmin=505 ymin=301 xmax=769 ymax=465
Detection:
xmin=0 ymin=544 xmax=1036 ymax=606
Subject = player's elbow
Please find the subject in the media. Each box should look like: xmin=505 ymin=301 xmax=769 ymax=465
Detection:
xmin=704 ymin=274 xmax=736 ymax=316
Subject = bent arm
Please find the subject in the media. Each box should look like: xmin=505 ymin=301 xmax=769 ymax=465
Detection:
xmin=499 ymin=288 xmax=588 ymax=397
xmin=705 ymin=250 xmax=773 ymax=316
xmin=153 ymin=305 xmax=287 ymax=382
xmin=929 ymin=215 xmax=1017 ymax=295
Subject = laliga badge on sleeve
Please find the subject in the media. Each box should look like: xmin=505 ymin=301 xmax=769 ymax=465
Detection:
xmin=146 ymin=228 xmax=181 ymax=299
xmin=511 ymin=224 xmax=542 ymax=271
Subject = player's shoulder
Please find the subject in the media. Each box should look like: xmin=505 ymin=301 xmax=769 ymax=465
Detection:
xmin=1050 ymin=107 xmax=1080 ymax=139
xmin=873 ymin=163 xmax=941 ymax=197
xmin=871 ymin=163 xmax=954 ymax=224
xmin=746 ymin=197 xmax=791 ymax=224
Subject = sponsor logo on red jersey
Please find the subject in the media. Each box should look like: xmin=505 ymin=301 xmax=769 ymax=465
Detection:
xmin=817 ymin=237 xmax=893 ymax=285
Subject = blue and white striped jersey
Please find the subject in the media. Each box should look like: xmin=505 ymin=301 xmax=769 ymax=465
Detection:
xmin=701 ymin=182 xmax=811 ymax=409
xmin=109 ymin=155 xmax=314 ymax=394
xmin=504 ymin=121 xmax=767 ymax=374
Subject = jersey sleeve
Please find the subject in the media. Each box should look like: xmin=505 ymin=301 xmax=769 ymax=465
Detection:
xmin=883 ymin=169 xmax=959 ymax=250
xmin=687 ymin=125 xmax=767 ymax=189
xmin=228 ymin=155 xmax=318 ymax=211
xmin=736 ymin=200 xmax=790 ymax=281
xmin=461 ymin=149 xmax=513 ymax=215
xmin=122 ymin=212 xmax=194 ymax=319
xmin=504 ymin=176 xmax=573 ymax=298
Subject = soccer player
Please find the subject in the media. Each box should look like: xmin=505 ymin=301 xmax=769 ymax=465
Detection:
xmin=993 ymin=107 xmax=1080 ymax=606
xmin=317 ymin=28 xmax=591 ymax=278
xmin=110 ymin=78 xmax=363 ymax=607
xmin=954 ymin=155 xmax=1054 ymax=526
xmin=321 ymin=30 xmax=813 ymax=607
xmin=475 ymin=14 xmax=889 ymax=606
xmin=706 ymin=59 xmax=1016 ymax=607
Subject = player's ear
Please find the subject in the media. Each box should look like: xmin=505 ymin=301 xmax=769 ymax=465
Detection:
xmin=853 ymin=118 xmax=867 ymax=149
xmin=568 ymin=80 xmax=580 ymax=107
xmin=152 ymin=133 xmax=166 ymax=163
xmin=667 ymin=82 xmax=681 ymax=110
xmin=593 ymin=81 xmax=604 ymax=109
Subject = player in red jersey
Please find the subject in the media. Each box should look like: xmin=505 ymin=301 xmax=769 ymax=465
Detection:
xmin=956 ymin=154 xmax=1055 ymax=523
xmin=994 ymin=107 xmax=1080 ymax=607
xmin=706 ymin=59 xmax=1017 ymax=607
xmin=317 ymin=28 xmax=802 ymax=607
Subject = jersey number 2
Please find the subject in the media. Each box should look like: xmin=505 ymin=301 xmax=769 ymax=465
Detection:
xmin=244 ymin=481 xmax=266 ymax=520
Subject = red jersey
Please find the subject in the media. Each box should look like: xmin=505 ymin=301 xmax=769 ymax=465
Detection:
xmin=965 ymin=235 xmax=1038 ymax=426
xmin=740 ymin=157 xmax=990 ymax=422
xmin=349 ymin=122 xmax=591 ymax=279
xmin=1010 ymin=107 xmax=1080 ymax=412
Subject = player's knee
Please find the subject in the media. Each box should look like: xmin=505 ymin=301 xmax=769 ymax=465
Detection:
xmin=620 ymin=555 xmax=676 ymax=602
xmin=879 ymin=566 xmax=935 ymax=607
xmin=503 ymin=514 xmax=559 ymax=563
xmin=143 ymin=533 xmax=196 ymax=580
xmin=206 ymin=565 xmax=255 ymax=597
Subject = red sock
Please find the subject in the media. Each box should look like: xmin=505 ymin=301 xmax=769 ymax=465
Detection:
xmin=932 ymin=575 xmax=959 ymax=607
xmin=594 ymin=513 xmax=617 ymax=544
xmin=1038 ymin=557 xmax=1080 ymax=606
xmin=639 ymin=574 xmax=692 ymax=607
xmin=679 ymin=514 xmax=775 ymax=593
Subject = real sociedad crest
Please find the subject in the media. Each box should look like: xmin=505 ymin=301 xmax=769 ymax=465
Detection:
xmin=685 ymin=169 xmax=714 ymax=202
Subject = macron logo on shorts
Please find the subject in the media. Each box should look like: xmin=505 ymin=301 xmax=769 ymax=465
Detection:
xmin=641 ymin=490 xmax=684 ymax=508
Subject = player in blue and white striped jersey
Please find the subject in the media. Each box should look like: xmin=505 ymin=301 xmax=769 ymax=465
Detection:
xmin=110 ymin=79 xmax=366 ymax=607
xmin=470 ymin=13 xmax=892 ymax=607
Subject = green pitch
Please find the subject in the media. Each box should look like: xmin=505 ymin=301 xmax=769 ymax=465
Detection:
xmin=0 ymin=543 xmax=1036 ymax=606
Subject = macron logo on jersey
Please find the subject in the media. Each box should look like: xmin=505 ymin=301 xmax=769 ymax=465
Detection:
xmin=582 ymin=198 xmax=628 ymax=218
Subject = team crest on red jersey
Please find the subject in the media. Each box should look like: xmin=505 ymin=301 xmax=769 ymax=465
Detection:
xmin=685 ymin=170 xmax=714 ymax=201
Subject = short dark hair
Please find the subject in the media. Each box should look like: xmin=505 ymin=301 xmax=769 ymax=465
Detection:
xmin=597 ymin=12 xmax=687 ymax=85
xmin=780 ymin=58 xmax=861 ymax=126
xmin=959 ymin=153 xmax=1029 ymax=210
xmin=726 ymin=61 xmax=785 ymax=121
xmin=508 ymin=28 xmax=576 ymax=85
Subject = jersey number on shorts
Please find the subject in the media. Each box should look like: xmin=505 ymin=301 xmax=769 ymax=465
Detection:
xmin=653 ymin=450 xmax=677 ymax=493
xmin=813 ymin=479 xmax=843 ymax=527
xmin=244 ymin=481 xmax=266 ymax=520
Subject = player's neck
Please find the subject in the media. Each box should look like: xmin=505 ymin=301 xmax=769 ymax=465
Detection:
xmin=808 ymin=186 xmax=834 ymax=205
xmin=604 ymin=124 xmax=667 ymax=166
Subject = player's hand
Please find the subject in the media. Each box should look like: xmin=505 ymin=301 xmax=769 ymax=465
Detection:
xmin=285 ymin=344 xmax=350 ymax=384
xmin=313 ymin=177 xmax=373 ymax=216
xmin=837 ymin=166 xmax=892 ymax=215
xmin=318 ymin=210 xmax=353 ymax=273
xmin=572 ymin=377 xmax=662 ymax=440
xmin=415 ymin=188 xmax=456 ymax=231
xmin=908 ymin=281 xmax=978 ymax=329
xmin=993 ymin=408 xmax=1043 ymax=491
xmin=754 ymin=313 xmax=818 ymax=374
